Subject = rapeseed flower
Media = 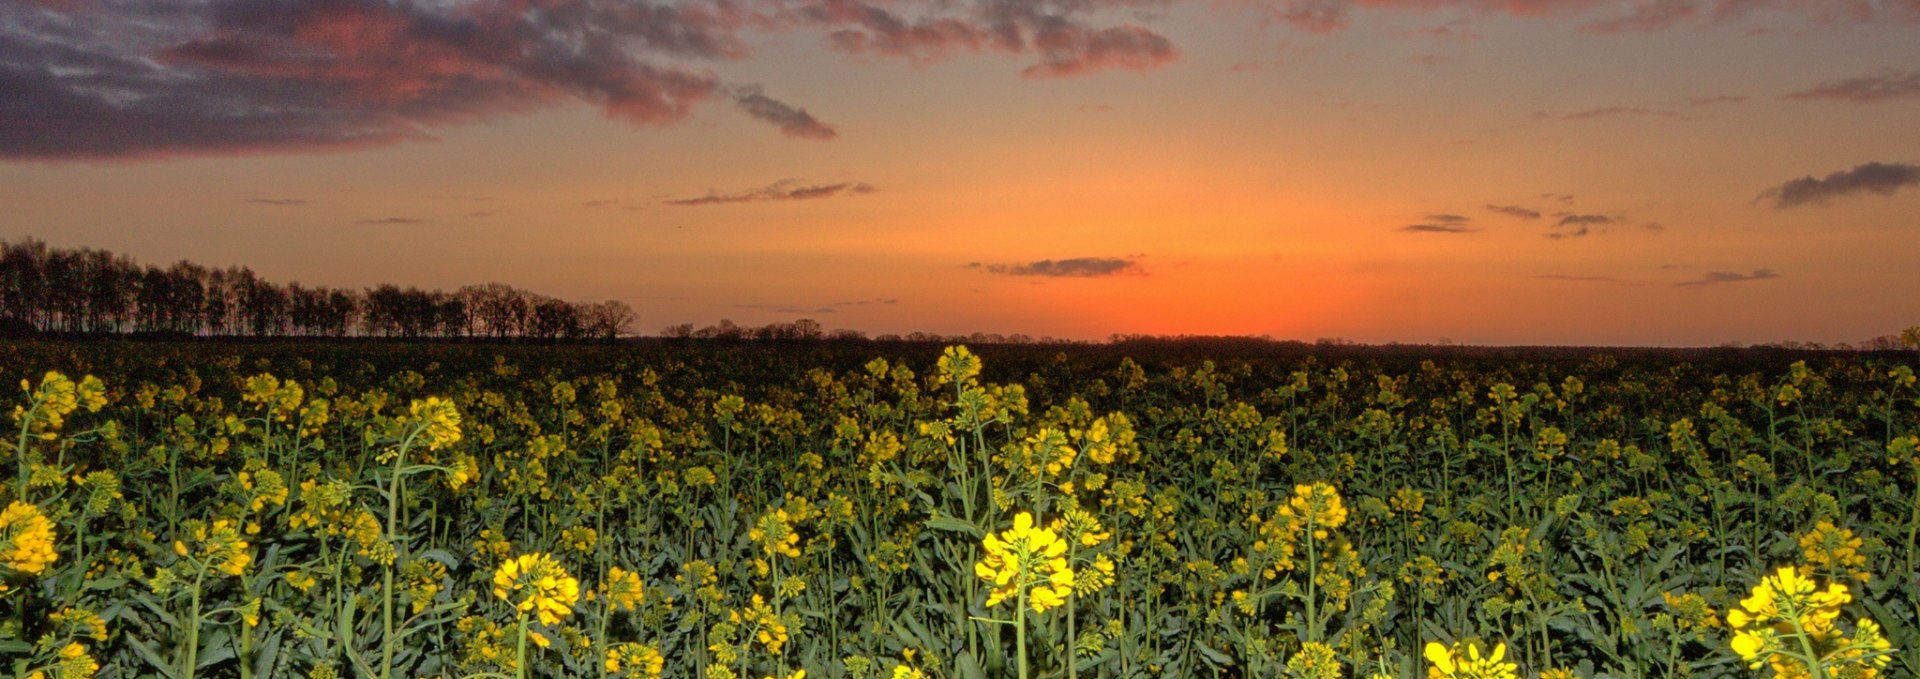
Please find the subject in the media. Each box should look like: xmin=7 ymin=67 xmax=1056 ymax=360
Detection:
xmin=604 ymin=566 xmax=645 ymax=613
xmin=493 ymin=552 xmax=579 ymax=626
xmin=1423 ymin=641 xmax=1518 ymax=679
xmin=604 ymin=642 xmax=664 ymax=678
xmin=1728 ymin=566 xmax=1892 ymax=676
xmin=2 ymin=500 xmax=58 ymax=576
xmin=976 ymin=512 xmax=1075 ymax=613
xmin=408 ymin=397 xmax=462 ymax=451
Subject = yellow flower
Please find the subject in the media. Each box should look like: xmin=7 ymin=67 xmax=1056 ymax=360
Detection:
xmin=1290 ymin=482 xmax=1348 ymax=533
xmin=604 ymin=566 xmax=645 ymax=613
xmin=604 ymin=642 xmax=665 ymax=678
xmin=1424 ymin=641 xmax=1518 ymax=679
xmin=1286 ymin=641 xmax=1342 ymax=679
xmin=56 ymin=641 xmax=100 ymax=678
xmin=493 ymin=553 xmax=580 ymax=626
xmin=408 ymin=397 xmax=463 ymax=451
xmin=975 ymin=512 xmax=1075 ymax=613
xmin=2 ymin=501 xmax=59 ymax=576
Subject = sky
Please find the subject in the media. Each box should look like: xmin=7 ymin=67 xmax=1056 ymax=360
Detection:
xmin=3 ymin=0 xmax=1918 ymax=345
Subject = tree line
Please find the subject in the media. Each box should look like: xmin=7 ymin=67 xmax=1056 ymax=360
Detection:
xmin=0 ymin=238 xmax=635 ymax=340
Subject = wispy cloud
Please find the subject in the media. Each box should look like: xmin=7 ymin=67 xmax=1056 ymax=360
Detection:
xmin=1400 ymin=214 xmax=1476 ymax=233
xmin=731 ymin=86 xmax=837 ymax=140
xmin=1785 ymin=69 xmax=1920 ymax=103
xmin=1676 ymin=269 xmax=1780 ymax=287
xmin=1686 ymin=94 xmax=1747 ymax=106
xmin=1549 ymin=213 xmax=1616 ymax=238
xmin=1536 ymin=274 xmax=1630 ymax=284
xmin=1485 ymin=204 xmax=1542 ymax=220
xmin=665 ymin=179 xmax=876 ymax=206
xmin=357 ymin=216 xmax=431 ymax=225
xmin=1536 ymin=106 xmax=1682 ymax=121
xmin=1756 ymin=162 xmax=1920 ymax=208
xmin=968 ymin=257 xmax=1142 ymax=277
xmin=247 ymin=197 xmax=309 ymax=206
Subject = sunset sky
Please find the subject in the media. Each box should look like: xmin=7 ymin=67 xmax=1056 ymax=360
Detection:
xmin=4 ymin=0 xmax=1918 ymax=345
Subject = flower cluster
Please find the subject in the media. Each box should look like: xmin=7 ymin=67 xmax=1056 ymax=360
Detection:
xmin=2 ymin=501 xmax=58 ymax=578
xmin=493 ymin=552 xmax=580 ymax=626
xmin=176 ymin=518 xmax=252 ymax=577
xmin=1727 ymin=566 xmax=1892 ymax=677
xmin=1423 ymin=641 xmax=1519 ymax=679
xmin=1288 ymin=482 xmax=1349 ymax=537
xmin=603 ymin=566 xmax=645 ymax=613
xmin=976 ymin=512 xmax=1075 ymax=613
xmin=408 ymin=396 xmax=463 ymax=451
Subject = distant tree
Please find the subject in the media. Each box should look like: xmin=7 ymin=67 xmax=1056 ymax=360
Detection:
xmin=696 ymin=319 xmax=743 ymax=340
xmin=437 ymin=294 xmax=472 ymax=338
xmin=528 ymin=297 xmax=581 ymax=340
xmin=462 ymin=283 xmax=530 ymax=338
xmin=580 ymin=300 xmax=637 ymax=340
xmin=0 ymin=238 xmax=49 ymax=329
xmin=660 ymin=322 xmax=695 ymax=339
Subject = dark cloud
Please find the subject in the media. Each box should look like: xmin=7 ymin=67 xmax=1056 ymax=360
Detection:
xmin=357 ymin=216 xmax=431 ymax=225
xmin=1252 ymin=0 xmax=1917 ymax=34
xmin=1425 ymin=213 xmax=1470 ymax=224
xmin=247 ymin=197 xmax=309 ymax=206
xmin=731 ymin=86 xmax=837 ymax=140
xmin=1400 ymin=223 xmax=1475 ymax=233
xmin=968 ymin=257 xmax=1141 ymax=277
xmin=1549 ymin=213 xmax=1617 ymax=238
xmin=1785 ymin=69 xmax=1920 ymax=103
xmin=1676 ymin=269 xmax=1780 ymax=286
xmin=1 ymin=0 xmax=1183 ymax=161
xmin=1756 ymin=162 xmax=1920 ymax=208
xmin=1485 ymin=204 xmax=1542 ymax=220
xmin=665 ymin=179 xmax=876 ymax=205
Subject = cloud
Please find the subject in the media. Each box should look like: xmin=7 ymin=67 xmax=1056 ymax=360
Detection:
xmin=1756 ymin=162 xmax=1920 ymax=208
xmin=968 ymin=257 xmax=1142 ymax=277
xmin=1 ymin=0 xmax=1186 ymax=160
xmin=731 ymin=86 xmax=837 ymax=140
xmin=1535 ymin=274 xmax=1629 ymax=284
xmin=790 ymin=0 xmax=1180 ymax=76
xmin=357 ymin=216 xmax=431 ymax=225
xmin=1676 ymin=269 xmax=1780 ymax=286
xmin=1785 ymin=69 xmax=1920 ymax=103
xmin=1250 ymin=0 xmax=1918 ymax=35
xmin=1537 ymin=106 xmax=1682 ymax=121
xmin=1580 ymin=0 xmax=1701 ymax=33
xmin=1401 ymin=223 xmax=1476 ymax=233
xmin=1485 ymin=204 xmax=1542 ymax=220
xmin=1401 ymin=215 xmax=1475 ymax=233
xmin=1686 ymin=94 xmax=1747 ymax=106
xmin=247 ymin=197 xmax=309 ymax=206
xmin=1549 ymin=213 xmax=1617 ymax=238
xmin=665 ymin=179 xmax=876 ymax=205
xmin=1541 ymin=193 xmax=1575 ymax=204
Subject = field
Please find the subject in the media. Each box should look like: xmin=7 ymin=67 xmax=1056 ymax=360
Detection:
xmin=2 ymin=339 xmax=1915 ymax=678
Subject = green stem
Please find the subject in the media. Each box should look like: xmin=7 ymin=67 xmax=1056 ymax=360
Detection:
xmin=515 ymin=615 xmax=530 ymax=679
xmin=183 ymin=565 xmax=208 ymax=679
xmin=1016 ymin=590 xmax=1030 ymax=679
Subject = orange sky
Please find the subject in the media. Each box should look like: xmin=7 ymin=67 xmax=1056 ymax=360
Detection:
xmin=3 ymin=0 xmax=1918 ymax=344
